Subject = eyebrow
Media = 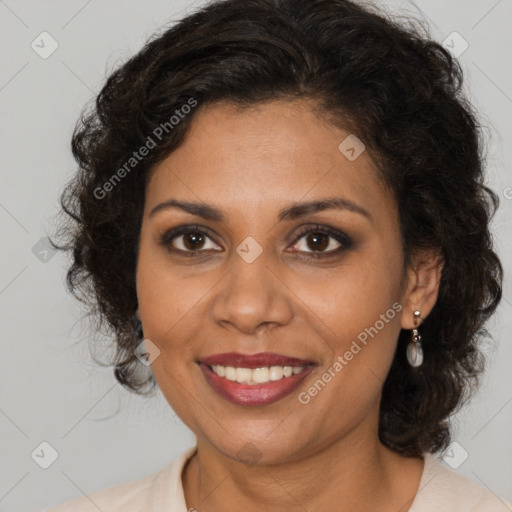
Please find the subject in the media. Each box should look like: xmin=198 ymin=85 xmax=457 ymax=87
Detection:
xmin=149 ymin=197 xmax=372 ymax=223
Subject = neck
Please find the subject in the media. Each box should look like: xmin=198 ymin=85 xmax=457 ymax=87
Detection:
xmin=182 ymin=420 xmax=423 ymax=511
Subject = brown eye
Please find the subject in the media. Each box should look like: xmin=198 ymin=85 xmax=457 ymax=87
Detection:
xmin=288 ymin=225 xmax=353 ymax=257
xmin=182 ymin=232 xmax=206 ymax=250
xmin=293 ymin=231 xmax=342 ymax=253
xmin=160 ymin=226 xmax=222 ymax=254
xmin=304 ymin=232 xmax=330 ymax=252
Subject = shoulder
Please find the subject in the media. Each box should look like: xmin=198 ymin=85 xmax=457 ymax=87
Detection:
xmin=42 ymin=446 xmax=197 ymax=512
xmin=410 ymin=453 xmax=511 ymax=512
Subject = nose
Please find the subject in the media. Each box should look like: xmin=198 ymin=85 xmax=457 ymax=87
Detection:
xmin=211 ymin=252 xmax=294 ymax=335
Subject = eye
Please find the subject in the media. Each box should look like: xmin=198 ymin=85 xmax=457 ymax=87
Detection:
xmin=160 ymin=223 xmax=353 ymax=258
xmin=160 ymin=225 xmax=222 ymax=254
xmin=289 ymin=225 xmax=352 ymax=256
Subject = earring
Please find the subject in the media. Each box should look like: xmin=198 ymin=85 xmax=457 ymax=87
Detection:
xmin=406 ymin=310 xmax=423 ymax=368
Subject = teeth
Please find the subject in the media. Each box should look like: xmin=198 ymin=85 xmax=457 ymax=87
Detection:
xmin=225 ymin=367 xmax=237 ymax=381
xmin=211 ymin=365 xmax=305 ymax=384
xmin=269 ymin=366 xmax=283 ymax=381
xmin=235 ymin=367 xmax=252 ymax=383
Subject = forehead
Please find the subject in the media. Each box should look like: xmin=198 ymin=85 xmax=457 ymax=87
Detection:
xmin=145 ymin=100 xmax=394 ymax=223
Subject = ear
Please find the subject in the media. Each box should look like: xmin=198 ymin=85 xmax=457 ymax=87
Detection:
xmin=400 ymin=249 xmax=444 ymax=330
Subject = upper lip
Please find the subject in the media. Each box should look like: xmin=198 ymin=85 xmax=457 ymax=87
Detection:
xmin=199 ymin=352 xmax=314 ymax=369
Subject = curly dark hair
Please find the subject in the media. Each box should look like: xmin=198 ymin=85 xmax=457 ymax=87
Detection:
xmin=57 ymin=0 xmax=503 ymax=457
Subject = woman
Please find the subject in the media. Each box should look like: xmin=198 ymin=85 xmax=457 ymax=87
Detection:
xmin=47 ymin=0 xmax=509 ymax=510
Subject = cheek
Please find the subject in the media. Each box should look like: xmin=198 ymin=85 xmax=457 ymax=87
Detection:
xmin=135 ymin=234 xmax=202 ymax=353
xmin=291 ymin=255 xmax=400 ymax=333
xmin=289 ymin=256 xmax=402 ymax=379
xmin=295 ymin=274 xmax=402 ymax=426
xmin=135 ymin=241 xmax=202 ymax=418
xmin=137 ymin=270 xmax=202 ymax=335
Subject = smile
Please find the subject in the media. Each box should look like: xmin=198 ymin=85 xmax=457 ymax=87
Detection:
xmin=210 ymin=364 xmax=306 ymax=384
xmin=197 ymin=352 xmax=316 ymax=406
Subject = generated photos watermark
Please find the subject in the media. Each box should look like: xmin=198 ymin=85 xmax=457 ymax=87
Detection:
xmin=298 ymin=302 xmax=403 ymax=404
xmin=93 ymin=97 xmax=198 ymax=200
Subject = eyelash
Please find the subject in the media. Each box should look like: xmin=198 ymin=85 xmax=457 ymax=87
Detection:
xmin=160 ymin=223 xmax=353 ymax=259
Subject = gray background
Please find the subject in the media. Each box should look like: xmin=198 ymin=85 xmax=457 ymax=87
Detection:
xmin=0 ymin=0 xmax=511 ymax=510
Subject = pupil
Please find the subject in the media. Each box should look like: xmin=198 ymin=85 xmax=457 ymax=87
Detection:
xmin=185 ymin=233 xmax=204 ymax=250
xmin=307 ymin=233 xmax=328 ymax=251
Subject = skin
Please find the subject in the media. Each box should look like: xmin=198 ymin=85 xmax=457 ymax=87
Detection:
xmin=136 ymin=99 xmax=443 ymax=512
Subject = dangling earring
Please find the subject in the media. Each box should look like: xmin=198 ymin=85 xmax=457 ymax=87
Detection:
xmin=406 ymin=310 xmax=423 ymax=367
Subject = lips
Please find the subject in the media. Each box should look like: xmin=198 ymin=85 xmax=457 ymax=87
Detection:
xmin=197 ymin=352 xmax=316 ymax=406
xmin=199 ymin=352 xmax=314 ymax=369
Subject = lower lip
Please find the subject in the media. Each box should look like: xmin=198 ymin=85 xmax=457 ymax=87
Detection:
xmin=198 ymin=363 xmax=314 ymax=406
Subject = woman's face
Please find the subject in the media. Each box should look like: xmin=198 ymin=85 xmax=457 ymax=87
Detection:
xmin=137 ymin=100 xmax=418 ymax=464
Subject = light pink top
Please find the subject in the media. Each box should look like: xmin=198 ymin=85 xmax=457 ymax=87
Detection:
xmin=43 ymin=445 xmax=511 ymax=511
